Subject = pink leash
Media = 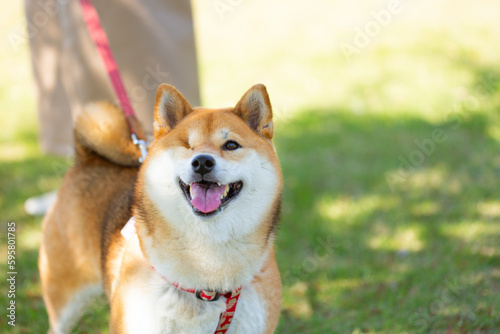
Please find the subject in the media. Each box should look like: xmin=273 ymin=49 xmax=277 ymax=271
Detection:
xmin=83 ymin=5 xmax=241 ymax=331
xmin=79 ymin=0 xmax=148 ymax=162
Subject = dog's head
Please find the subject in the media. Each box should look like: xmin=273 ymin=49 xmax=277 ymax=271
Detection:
xmin=134 ymin=84 xmax=282 ymax=290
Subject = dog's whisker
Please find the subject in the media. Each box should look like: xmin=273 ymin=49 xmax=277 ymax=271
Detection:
xmin=261 ymin=165 xmax=279 ymax=176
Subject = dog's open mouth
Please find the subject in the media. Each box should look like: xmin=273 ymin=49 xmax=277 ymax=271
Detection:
xmin=179 ymin=180 xmax=243 ymax=216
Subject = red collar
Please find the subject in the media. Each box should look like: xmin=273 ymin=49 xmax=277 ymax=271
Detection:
xmin=151 ymin=266 xmax=242 ymax=333
xmin=122 ymin=217 xmax=243 ymax=333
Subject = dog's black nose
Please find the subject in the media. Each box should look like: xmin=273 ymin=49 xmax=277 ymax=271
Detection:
xmin=191 ymin=155 xmax=215 ymax=175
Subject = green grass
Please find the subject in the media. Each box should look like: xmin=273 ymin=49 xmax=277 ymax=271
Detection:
xmin=275 ymin=110 xmax=500 ymax=333
xmin=2 ymin=0 xmax=500 ymax=333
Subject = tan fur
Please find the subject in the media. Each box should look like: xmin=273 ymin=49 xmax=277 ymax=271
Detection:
xmin=40 ymin=84 xmax=282 ymax=333
xmin=74 ymin=102 xmax=142 ymax=167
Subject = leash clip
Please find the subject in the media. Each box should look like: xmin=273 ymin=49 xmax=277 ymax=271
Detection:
xmin=131 ymin=133 xmax=148 ymax=163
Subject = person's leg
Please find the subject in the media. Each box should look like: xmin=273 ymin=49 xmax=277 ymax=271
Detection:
xmin=27 ymin=0 xmax=200 ymax=155
xmin=62 ymin=0 xmax=200 ymax=136
xmin=25 ymin=0 xmax=74 ymax=156
xmin=25 ymin=0 xmax=200 ymax=215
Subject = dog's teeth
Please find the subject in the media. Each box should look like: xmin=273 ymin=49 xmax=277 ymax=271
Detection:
xmin=190 ymin=186 xmax=194 ymax=198
xmin=222 ymin=184 xmax=230 ymax=198
xmin=217 ymin=182 xmax=221 ymax=186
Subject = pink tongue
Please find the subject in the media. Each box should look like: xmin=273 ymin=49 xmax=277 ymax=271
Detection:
xmin=190 ymin=183 xmax=226 ymax=213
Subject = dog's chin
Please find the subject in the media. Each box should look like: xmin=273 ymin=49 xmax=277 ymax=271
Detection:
xmin=179 ymin=179 xmax=243 ymax=218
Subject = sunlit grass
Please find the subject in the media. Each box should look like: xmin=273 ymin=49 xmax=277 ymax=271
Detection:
xmin=318 ymin=195 xmax=400 ymax=223
xmin=476 ymin=200 xmax=500 ymax=219
xmin=441 ymin=221 xmax=500 ymax=243
xmin=369 ymin=224 xmax=424 ymax=252
xmin=274 ymin=107 xmax=500 ymax=331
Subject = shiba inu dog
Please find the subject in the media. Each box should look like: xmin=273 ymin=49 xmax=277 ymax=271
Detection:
xmin=39 ymin=84 xmax=283 ymax=334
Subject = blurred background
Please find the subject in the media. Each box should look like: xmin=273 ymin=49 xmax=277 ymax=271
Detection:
xmin=1 ymin=0 xmax=500 ymax=332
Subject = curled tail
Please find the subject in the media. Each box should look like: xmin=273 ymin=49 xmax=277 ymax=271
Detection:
xmin=74 ymin=102 xmax=143 ymax=166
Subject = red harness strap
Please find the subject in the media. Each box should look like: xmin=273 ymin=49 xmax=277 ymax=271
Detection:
xmin=79 ymin=0 xmax=148 ymax=162
xmin=152 ymin=266 xmax=242 ymax=333
xmin=122 ymin=219 xmax=242 ymax=333
xmin=214 ymin=289 xmax=242 ymax=334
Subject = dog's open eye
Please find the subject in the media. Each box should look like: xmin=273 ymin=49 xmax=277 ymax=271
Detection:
xmin=223 ymin=140 xmax=241 ymax=151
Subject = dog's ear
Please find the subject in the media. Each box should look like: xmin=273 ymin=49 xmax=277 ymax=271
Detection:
xmin=233 ymin=84 xmax=274 ymax=140
xmin=154 ymin=84 xmax=192 ymax=138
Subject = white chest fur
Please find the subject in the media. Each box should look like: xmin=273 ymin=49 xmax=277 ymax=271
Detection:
xmin=121 ymin=274 xmax=267 ymax=334
xmin=113 ymin=235 xmax=268 ymax=334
